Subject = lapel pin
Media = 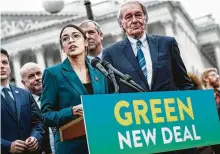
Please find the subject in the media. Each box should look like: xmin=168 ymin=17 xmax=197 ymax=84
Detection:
xmin=95 ymin=76 xmax=99 ymax=81
xmin=15 ymin=90 xmax=19 ymax=94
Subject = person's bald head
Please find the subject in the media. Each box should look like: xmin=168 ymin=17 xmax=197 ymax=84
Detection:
xmin=20 ymin=62 xmax=43 ymax=95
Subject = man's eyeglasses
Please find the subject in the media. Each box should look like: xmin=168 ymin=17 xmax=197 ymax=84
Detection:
xmin=61 ymin=33 xmax=82 ymax=44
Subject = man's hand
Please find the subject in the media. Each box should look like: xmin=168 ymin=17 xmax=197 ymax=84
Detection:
xmin=10 ymin=140 xmax=28 ymax=153
xmin=25 ymin=136 xmax=38 ymax=152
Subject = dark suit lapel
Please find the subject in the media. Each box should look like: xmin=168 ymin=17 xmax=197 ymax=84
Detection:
xmin=121 ymin=38 xmax=149 ymax=90
xmin=1 ymin=94 xmax=17 ymax=121
xmin=147 ymin=35 xmax=158 ymax=89
xmin=10 ymin=86 xmax=21 ymax=121
xmin=60 ymin=58 xmax=88 ymax=95
xmin=87 ymin=62 xmax=101 ymax=94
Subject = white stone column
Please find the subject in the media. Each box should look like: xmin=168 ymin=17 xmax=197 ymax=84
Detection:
xmin=163 ymin=20 xmax=174 ymax=37
xmin=35 ymin=47 xmax=46 ymax=70
xmin=60 ymin=49 xmax=67 ymax=61
xmin=47 ymin=57 xmax=54 ymax=67
xmin=12 ymin=54 xmax=22 ymax=87
xmin=51 ymin=43 xmax=64 ymax=62
xmin=214 ymin=44 xmax=220 ymax=71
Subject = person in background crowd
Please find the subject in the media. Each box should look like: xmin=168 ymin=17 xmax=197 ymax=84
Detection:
xmin=1 ymin=48 xmax=44 ymax=154
xmin=188 ymin=72 xmax=214 ymax=154
xmin=188 ymin=72 xmax=204 ymax=90
xmin=201 ymin=68 xmax=220 ymax=110
xmin=41 ymin=24 xmax=108 ymax=154
xmin=201 ymin=68 xmax=220 ymax=154
xmin=79 ymin=20 xmax=104 ymax=62
xmin=20 ymin=62 xmax=55 ymax=154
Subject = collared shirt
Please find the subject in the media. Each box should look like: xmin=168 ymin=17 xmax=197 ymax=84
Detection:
xmin=32 ymin=94 xmax=41 ymax=109
xmin=127 ymin=33 xmax=153 ymax=88
xmin=87 ymin=50 xmax=103 ymax=63
xmin=1 ymin=84 xmax=14 ymax=100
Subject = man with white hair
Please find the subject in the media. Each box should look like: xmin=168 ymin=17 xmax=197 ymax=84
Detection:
xmin=103 ymin=1 xmax=196 ymax=154
xmin=20 ymin=63 xmax=43 ymax=97
xmin=20 ymin=62 xmax=55 ymax=154
xmin=103 ymin=1 xmax=194 ymax=93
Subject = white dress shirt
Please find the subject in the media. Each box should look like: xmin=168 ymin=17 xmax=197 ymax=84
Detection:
xmin=127 ymin=33 xmax=153 ymax=89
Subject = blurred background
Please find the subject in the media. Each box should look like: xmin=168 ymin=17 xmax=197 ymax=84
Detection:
xmin=1 ymin=0 xmax=220 ymax=87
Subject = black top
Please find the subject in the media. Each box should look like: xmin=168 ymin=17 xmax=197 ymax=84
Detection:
xmin=83 ymin=83 xmax=93 ymax=94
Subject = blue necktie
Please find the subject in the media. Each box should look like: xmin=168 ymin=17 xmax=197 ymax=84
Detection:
xmin=2 ymin=87 xmax=17 ymax=119
xmin=137 ymin=40 xmax=148 ymax=79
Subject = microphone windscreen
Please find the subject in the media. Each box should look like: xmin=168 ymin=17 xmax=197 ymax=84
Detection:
xmin=91 ymin=57 xmax=101 ymax=68
xmin=101 ymin=60 xmax=109 ymax=67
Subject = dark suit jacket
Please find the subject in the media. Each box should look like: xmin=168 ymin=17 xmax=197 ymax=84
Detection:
xmin=103 ymin=35 xmax=194 ymax=93
xmin=41 ymin=58 xmax=108 ymax=154
xmin=1 ymin=86 xmax=44 ymax=154
xmin=103 ymin=35 xmax=196 ymax=154
xmin=34 ymin=100 xmax=52 ymax=154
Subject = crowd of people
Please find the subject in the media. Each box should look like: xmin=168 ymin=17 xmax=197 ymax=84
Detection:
xmin=1 ymin=1 xmax=220 ymax=154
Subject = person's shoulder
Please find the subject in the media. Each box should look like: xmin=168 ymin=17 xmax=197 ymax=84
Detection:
xmin=10 ymin=85 xmax=30 ymax=95
xmin=150 ymin=35 xmax=175 ymax=42
xmin=103 ymin=38 xmax=126 ymax=54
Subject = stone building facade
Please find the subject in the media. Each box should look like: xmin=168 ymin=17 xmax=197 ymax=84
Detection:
xmin=1 ymin=0 xmax=220 ymax=87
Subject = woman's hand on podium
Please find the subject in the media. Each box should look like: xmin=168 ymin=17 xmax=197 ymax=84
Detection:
xmin=72 ymin=104 xmax=83 ymax=116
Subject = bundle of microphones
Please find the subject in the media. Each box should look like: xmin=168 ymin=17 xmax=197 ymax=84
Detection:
xmin=91 ymin=57 xmax=146 ymax=93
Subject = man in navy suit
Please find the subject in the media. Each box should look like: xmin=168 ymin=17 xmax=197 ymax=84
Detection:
xmin=1 ymin=48 xmax=44 ymax=154
xmin=103 ymin=1 xmax=195 ymax=154
xmin=103 ymin=1 xmax=194 ymax=93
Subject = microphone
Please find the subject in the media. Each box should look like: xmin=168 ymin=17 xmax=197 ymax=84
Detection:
xmin=91 ymin=58 xmax=111 ymax=80
xmin=101 ymin=60 xmax=126 ymax=79
xmin=102 ymin=61 xmax=119 ymax=93
xmin=101 ymin=60 xmax=146 ymax=92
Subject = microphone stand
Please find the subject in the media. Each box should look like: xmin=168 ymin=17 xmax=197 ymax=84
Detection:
xmin=106 ymin=68 xmax=119 ymax=93
xmin=109 ymin=69 xmax=145 ymax=92
xmin=101 ymin=61 xmax=146 ymax=92
xmin=121 ymin=74 xmax=146 ymax=92
xmin=119 ymin=79 xmax=144 ymax=92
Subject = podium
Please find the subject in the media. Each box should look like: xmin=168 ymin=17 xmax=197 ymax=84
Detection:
xmin=59 ymin=114 xmax=85 ymax=142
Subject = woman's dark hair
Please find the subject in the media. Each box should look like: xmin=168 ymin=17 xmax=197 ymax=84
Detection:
xmin=59 ymin=24 xmax=86 ymax=48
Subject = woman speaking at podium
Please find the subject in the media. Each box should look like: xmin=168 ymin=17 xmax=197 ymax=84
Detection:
xmin=41 ymin=24 xmax=108 ymax=154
